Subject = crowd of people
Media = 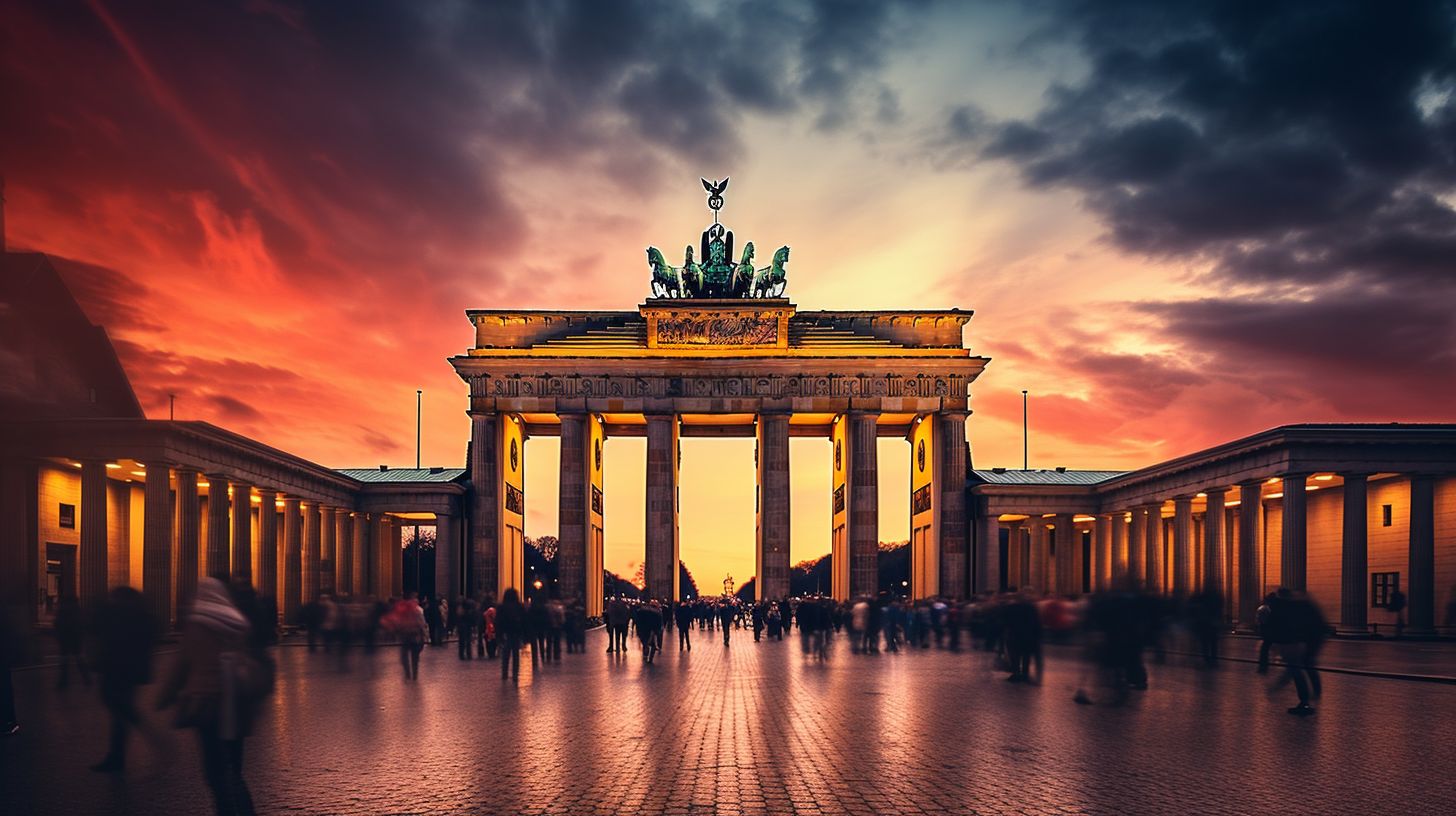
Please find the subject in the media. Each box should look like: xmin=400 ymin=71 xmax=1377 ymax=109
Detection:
xmin=0 ymin=575 xmax=1354 ymax=815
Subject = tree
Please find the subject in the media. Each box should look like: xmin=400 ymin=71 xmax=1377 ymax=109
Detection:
xmin=678 ymin=560 xmax=700 ymax=599
xmin=604 ymin=570 xmax=641 ymax=600
xmin=527 ymin=535 xmax=559 ymax=563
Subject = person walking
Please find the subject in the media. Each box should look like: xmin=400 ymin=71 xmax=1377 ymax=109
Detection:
xmin=455 ymin=597 xmax=476 ymax=660
xmin=481 ymin=601 xmax=498 ymax=659
xmin=89 ymin=587 xmax=157 ymax=773
xmin=635 ymin=601 xmax=664 ymax=664
xmin=157 ymin=577 xmax=267 ymax=816
xmin=387 ymin=594 xmax=427 ymax=680
xmin=53 ymin=593 xmax=89 ymax=689
xmin=718 ymin=601 xmax=735 ymax=646
xmin=496 ymin=589 xmax=526 ymax=680
xmin=675 ymin=601 xmax=693 ymax=650
xmin=1268 ymin=589 xmax=1328 ymax=716
xmin=606 ymin=597 xmax=630 ymax=653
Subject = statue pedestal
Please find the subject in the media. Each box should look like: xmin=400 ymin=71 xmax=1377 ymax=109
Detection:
xmin=640 ymin=299 xmax=795 ymax=349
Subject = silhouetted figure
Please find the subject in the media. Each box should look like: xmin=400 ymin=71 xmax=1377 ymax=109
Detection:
xmin=1001 ymin=593 xmax=1043 ymax=683
xmin=157 ymin=578 xmax=263 ymax=816
xmin=675 ymin=602 xmax=693 ymax=650
xmin=1255 ymin=593 xmax=1275 ymax=674
xmin=424 ymin=594 xmax=443 ymax=647
xmin=1268 ymin=588 xmax=1328 ymax=715
xmin=387 ymin=594 xmax=427 ymax=680
xmin=751 ymin=603 xmax=765 ymax=643
xmin=482 ymin=601 xmax=498 ymax=659
xmin=53 ymin=594 xmax=89 ymax=689
xmin=635 ymin=601 xmax=664 ymax=663
xmin=90 ymin=587 xmax=157 ymax=772
xmin=1187 ymin=588 xmax=1223 ymax=666
xmin=496 ymin=589 xmax=526 ymax=680
xmin=546 ymin=598 xmax=566 ymax=660
xmin=718 ymin=602 xmax=735 ymax=646
xmin=300 ymin=598 xmax=323 ymax=652
xmin=566 ymin=599 xmax=587 ymax=653
xmin=1388 ymin=588 xmax=1407 ymax=639
xmin=456 ymin=598 xmax=476 ymax=660
xmin=606 ymin=597 xmax=630 ymax=653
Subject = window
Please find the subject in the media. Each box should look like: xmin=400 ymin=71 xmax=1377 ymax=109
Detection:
xmin=58 ymin=503 xmax=75 ymax=529
xmin=1371 ymin=572 xmax=1399 ymax=608
xmin=1381 ymin=504 xmax=1393 ymax=527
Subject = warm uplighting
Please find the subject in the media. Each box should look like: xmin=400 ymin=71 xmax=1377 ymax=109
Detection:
xmin=130 ymin=470 xmax=145 ymax=477
xmin=105 ymin=462 xmax=121 ymax=469
xmin=1226 ymin=500 xmax=1242 ymax=507
xmin=1267 ymin=491 xmax=1284 ymax=499
xmin=1266 ymin=478 xmax=1280 ymax=484
xmin=1073 ymin=515 xmax=1095 ymax=523
xmin=1306 ymin=485 xmax=1319 ymax=491
xmin=251 ymin=495 xmax=262 ymax=503
xmin=198 ymin=480 xmax=210 ymax=488
xmin=1314 ymin=474 xmax=1335 ymax=481
xmin=1195 ymin=492 xmax=1206 ymax=498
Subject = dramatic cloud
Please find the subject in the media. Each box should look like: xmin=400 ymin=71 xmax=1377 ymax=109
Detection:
xmin=942 ymin=0 xmax=1456 ymax=455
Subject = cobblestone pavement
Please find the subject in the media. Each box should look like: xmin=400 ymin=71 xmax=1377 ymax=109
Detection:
xmin=6 ymin=628 xmax=1456 ymax=815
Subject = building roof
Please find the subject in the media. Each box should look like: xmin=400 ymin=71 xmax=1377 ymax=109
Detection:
xmin=971 ymin=469 xmax=1127 ymax=486
xmin=335 ymin=467 xmax=467 ymax=483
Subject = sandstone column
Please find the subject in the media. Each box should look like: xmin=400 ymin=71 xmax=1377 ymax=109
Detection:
xmin=1128 ymin=508 xmax=1146 ymax=590
xmin=79 ymin=460 xmax=109 ymax=608
xmin=644 ymin=413 xmax=679 ymax=600
xmin=204 ymin=476 xmax=230 ymax=580
xmin=1172 ymin=496 xmax=1194 ymax=596
xmin=1408 ymin=474 xmax=1436 ymax=635
xmin=1093 ymin=514 xmax=1110 ymax=591
xmin=469 ymin=412 xmax=500 ymax=598
xmin=1280 ymin=474 xmax=1308 ymax=591
xmin=1237 ymin=481 xmax=1262 ymax=629
xmin=1029 ymin=520 xmax=1049 ymax=593
xmin=434 ymin=513 xmax=456 ymax=601
xmin=303 ymin=502 xmax=321 ymax=602
xmin=334 ymin=509 xmax=352 ymax=598
xmin=1111 ymin=510 xmax=1127 ymax=586
xmin=143 ymin=464 xmax=174 ymax=626
xmin=757 ymin=412 xmax=791 ymax=600
xmin=352 ymin=513 xmax=368 ymax=597
xmin=1005 ymin=520 xmax=1024 ymax=590
xmin=1339 ymin=474 xmax=1369 ymax=633
xmin=176 ymin=470 xmax=201 ymax=609
xmin=977 ymin=511 xmax=1001 ymax=594
xmin=847 ymin=411 xmax=880 ymax=598
xmin=231 ymin=483 xmax=252 ymax=583
xmin=321 ymin=507 xmax=337 ymax=596
xmin=936 ymin=411 xmax=969 ymax=599
xmin=1054 ymin=514 xmax=1077 ymax=594
xmin=1144 ymin=505 xmax=1164 ymax=592
xmin=282 ymin=497 xmax=302 ymax=624
xmin=256 ymin=490 xmax=279 ymax=602
xmin=557 ymin=412 xmax=588 ymax=603
xmin=1203 ymin=489 xmax=1226 ymax=595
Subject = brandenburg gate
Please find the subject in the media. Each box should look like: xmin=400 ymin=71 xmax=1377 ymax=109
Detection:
xmin=449 ymin=180 xmax=988 ymax=614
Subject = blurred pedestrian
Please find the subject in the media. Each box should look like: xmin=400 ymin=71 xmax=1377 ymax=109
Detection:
xmin=635 ymin=601 xmax=664 ymax=664
xmin=606 ymin=597 xmax=630 ymax=653
xmin=390 ymin=594 xmax=428 ymax=680
xmin=53 ymin=593 xmax=89 ymax=689
xmin=1268 ymin=588 xmax=1327 ymax=716
xmin=675 ymin=601 xmax=693 ymax=650
xmin=90 ymin=586 xmax=158 ymax=772
xmin=455 ymin=597 xmax=476 ymax=660
xmin=157 ymin=577 xmax=268 ymax=816
xmin=496 ymin=589 xmax=526 ymax=680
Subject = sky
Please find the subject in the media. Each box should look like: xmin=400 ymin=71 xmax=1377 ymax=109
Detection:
xmin=3 ymin=0 xmax=1455 ymax=589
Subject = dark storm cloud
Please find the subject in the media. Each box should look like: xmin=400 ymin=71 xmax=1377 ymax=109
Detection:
xmin=937 ymin=0 xmax=1456 ymax=434
xmin=1 ymin=0 xmax=926 ymax=276
xmin=951 ymin=0 xmax=1456 ymax=289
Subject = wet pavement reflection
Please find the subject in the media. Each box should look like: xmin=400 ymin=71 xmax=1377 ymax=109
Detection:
xmin=4 ymin=627 xmax=1456 ymax=814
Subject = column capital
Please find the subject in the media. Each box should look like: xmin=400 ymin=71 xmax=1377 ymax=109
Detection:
xmin=847 ymin=408 xmax=881 ymax=419
xmin=1201 ymin=485 xmax=1230 ymax=496
xmin=1172 ymin=494 xmax=1196 ymax=504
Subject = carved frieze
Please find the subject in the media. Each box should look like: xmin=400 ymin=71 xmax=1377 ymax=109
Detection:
xmin=656 ymin=315 xmax=778 ymax=346
xmin=473 ymin=371 xmax=967 ymax=400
